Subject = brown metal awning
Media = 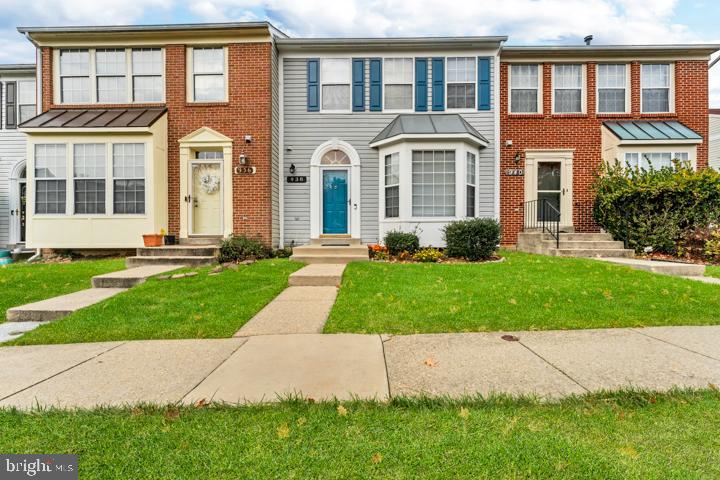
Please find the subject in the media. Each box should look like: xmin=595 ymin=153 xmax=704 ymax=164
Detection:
xmin=20 ymin=107 xmax=167 ymax=129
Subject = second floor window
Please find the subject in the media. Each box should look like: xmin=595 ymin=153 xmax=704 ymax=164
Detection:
xmin=384 ymin=58 xmax=413 ymax=110
xmin=447 ymin=57 xmax=476 ymax=109
xmin=96 ymin=49 xmax=127 ymax=103
xmin=132 ymin=49 xmax=163 ymax=102
xmin=18 ymin=81 xmax=36 ymax=124
xmin=553 ymin=64 xmax=582 ymax=113
xmin=60 ymin=50 xmax=90 ymax=103
xmin=641 ymin=64 xmax=671 ymax=113
xmin=192 ymin=47 xmax=225 ymax=102
xmin=510 ymin=64 xmax=540 ymax=113
xmin=321 ymin=58 xmax=351 ymax=111
xmin=597 ymin=64 xmax=627 ymax=113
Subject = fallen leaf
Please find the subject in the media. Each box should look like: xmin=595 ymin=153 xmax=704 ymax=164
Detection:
xmin=131 ymin=407 xmax=143 ymax=417
xmin=603 ymin=290 xmax=613 ymax=300
xmin=709 ymin=383 xmax=718 ymax=392
xmin=371 ymin=453 xmax=383 ymax=464
xmin=508 ymin=298 xmax=517 ymax=305
xmin=459 ymin=407 xmax=470 ymax=419
xmin=619 ymin=446 xmax=639 ymax=459
xmin=194 ymin=398 xmax=210 ymax=408
xmin=164 ymin=407 xmax=180 ymax=421
xmin=277 ymin=424 xmax=290 ymax=439
xmin=296 ymin=417 xmax=307 ymax=426
xmin=423 ymin=357 xmax=438 ymax=368
xmin=337 ymin=405 xmax=348 ymax=416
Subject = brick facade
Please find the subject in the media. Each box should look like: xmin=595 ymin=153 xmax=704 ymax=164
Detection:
xmin=499 ymin=60 xmax=709 ymax=245
xmin=39 ymin=42 xmax=274 ymax=244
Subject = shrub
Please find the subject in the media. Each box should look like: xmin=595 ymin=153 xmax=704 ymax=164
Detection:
xmin=593 ymin=162 xmax=720 ymax=254
xmin=218 ymin=235 xmax=272 ymax=263
xmin=272 ymin=247 xmax=293 ymax=259
xmin=412 ymin=248 xmax=443 ymax=263
xmin=443 ymin=218 xmax=501 ymax=261
xmin=384 ymin=230 xmax=420 ymax=256
xmin=704 ymin=229 xmax=720 ymax=263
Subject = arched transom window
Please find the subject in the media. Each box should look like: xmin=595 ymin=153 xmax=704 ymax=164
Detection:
xmin=320 ymin=149 xmax=351 ymax=165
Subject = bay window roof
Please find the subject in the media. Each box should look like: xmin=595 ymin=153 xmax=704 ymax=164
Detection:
xmin=604 ymin=120 xmax=701 ymax=143
xmin=370 ymin=114 xmax=488 ymax=148
xmin=19 ymin=107 xmax=167 ymax=130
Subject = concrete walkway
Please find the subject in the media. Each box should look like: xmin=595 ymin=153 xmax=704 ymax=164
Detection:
xmin=1 ymin=325 xmax=719 ymax=409
xmin=6 ymin=288 xmax=128 ymax=322
xmin=234 ymin=264 xmax=345 ymax=336
xmin=597 ymin=257 xmax=706 ymax=277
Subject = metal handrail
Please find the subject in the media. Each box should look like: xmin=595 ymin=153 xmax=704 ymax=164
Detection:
xmin=523 ymin=199 xmax=561 ymax=249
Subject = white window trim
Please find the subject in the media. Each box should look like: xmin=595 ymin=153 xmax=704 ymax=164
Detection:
xmin=551 ymin=64 xmax=586 ymax=115
xmin=186 ymin=46 xmax=229 ymax=103
xmin=33 ymin=142 xmax=148 ymax=218
xmin=34 ymin=144 xmax=68 ymax=216
xmin=623 ymin=150 xmax=693 ymax=170
xmin=508 ymin=63 xmax=543 ymax=115
xmin=595 ymin=63 xmax=631 ymax=115
xmin=54 ymin=48 xmax=165 ymax=105
xmin=384 ymin=152 xmax=400 ymax=219
xmin=382 ymin=57 xmax=415 ymax=113
xmin=445 ymin=56 xmax=477 ymax=112
xmin=17 ymin=80 xmax=37 ymax=124
xmin=640 ymin=62 xmax=675 ymax=114
xmin=466 ymin=151 xmax=477 ymax=218
xmin=318 ymin=57 xmax=352 ymax=113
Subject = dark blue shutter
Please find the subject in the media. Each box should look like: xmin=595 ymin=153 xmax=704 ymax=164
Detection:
xmin=478 ymin=57 xmax=491 ymax=110
xmin=431 ymin=58 xmax=444 ymax=111
xmin=5 ymin=81 xmax=17 ymax=129
xmin=352 ymin=59 xmax=365 ymax=111
xmin=307 ymin=59 xmax=319 ymax=112
xmin=415 ymin=58 xmax=428 ymax=112
xmin=369 ymin=58 xmax=382 ymax=111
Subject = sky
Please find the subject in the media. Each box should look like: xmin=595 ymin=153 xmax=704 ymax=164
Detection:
xmin=1 ymin=0 xmax=719 ymax=105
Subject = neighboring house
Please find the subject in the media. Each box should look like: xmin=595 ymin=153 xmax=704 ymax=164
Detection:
xmin=17 ymin=22 xmax=285 ymax=250
xmin=710 ymin=109 xmax=720 ymax=170
xmin=0 ymin=64 xmax=36 ymax=249
xmin=277 ymin=37 xmax=505 ymax=246
xmin=499 ymin=44 xmax=716 ymax=245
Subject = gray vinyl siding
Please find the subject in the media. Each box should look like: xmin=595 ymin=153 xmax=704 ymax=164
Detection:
xmin=270 ymin=43 xmax=280 ymax=247
xmin=710 ymin=114 xmax=720 ymax=171
xmin=0 ymin=75 xmax=33 ymax=247
xmin=282 ymin=56 xmax=497 ymax=246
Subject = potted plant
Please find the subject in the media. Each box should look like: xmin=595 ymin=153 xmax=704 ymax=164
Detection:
xmin=163 ymin=228 xmax=176 ymax=245
xmin=142 ymin=229 xmax=164 ymax=247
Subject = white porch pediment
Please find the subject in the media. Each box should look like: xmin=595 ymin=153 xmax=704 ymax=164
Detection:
xmin=178 ymin=126 xmax=232 ymax=145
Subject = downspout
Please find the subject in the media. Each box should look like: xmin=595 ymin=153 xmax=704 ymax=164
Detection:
xmin=494 ymin=40 xmax=506 ymax=221
xmin=27 ymin=249 xmax=41 ymax=263
xmin=25 ymin=31 xmax=42 ymax=264
xmin=278 ymin=49 xmax=285 ymax=248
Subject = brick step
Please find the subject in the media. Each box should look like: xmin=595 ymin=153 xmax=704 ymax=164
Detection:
xmin=289 ymin=254 xmax=369 ymax=265
xmin=544 ymin=240 xmax=626 ymax=249
xmin=291 ymin=245 xmax=368 ymax=256
xmin=549 ymin=248 xmax=634 ymax=258
xmin=126 ymin=256 xmax=216 ymax=268
xmin=137 ymin=246 xmax=218 ymax=257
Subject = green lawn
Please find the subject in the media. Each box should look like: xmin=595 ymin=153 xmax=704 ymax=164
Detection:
xmin=326 ymin=251 xmax=720 ymax=334
xmin=0 ymin=259 xmax=125 ymax=322
xmin=8 ymin=259 xmax=303 ymax=346
xmin=706 ymin=265 xmax=720 ymax=279
xmin=0 ymin=390 xmax=718 ymax=479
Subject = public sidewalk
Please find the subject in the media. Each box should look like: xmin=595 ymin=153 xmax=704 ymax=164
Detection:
xmin=1 ymin=325 xmax=719 ymax=409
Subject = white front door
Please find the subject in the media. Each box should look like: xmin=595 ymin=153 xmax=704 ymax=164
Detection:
xmin=190 ymin=161 xmax=223 ymax=235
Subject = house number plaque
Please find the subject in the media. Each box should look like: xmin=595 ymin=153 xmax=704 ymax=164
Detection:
xmin=286 ymin=176 xmax=308 ymax=183
xmin=234 ymin=166 xmax=256 ymax=174
xmin=505 ymin=168 xmax=524 ymax=176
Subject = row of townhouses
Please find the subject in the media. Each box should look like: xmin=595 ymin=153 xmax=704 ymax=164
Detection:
xmin=0 ymin=22 xmax=716 ymax=252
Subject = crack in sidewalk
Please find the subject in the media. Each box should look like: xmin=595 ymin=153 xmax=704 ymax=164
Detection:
xmin=518 ymin=340 xmax=590 ymax=393
xmin=630 ymin=328 xmax=720 ymax=363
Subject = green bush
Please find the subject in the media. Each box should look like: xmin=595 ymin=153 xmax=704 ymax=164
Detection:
xmin=218 ymin=235 xmax=272 ymax=263
xmin=442 ymin=218 xmax=501 ymax=261
xmin=384 ymin=230 xmax=420 ymax=256
xmin=272 ymin=247 xmax=293 ymax=259
xmin=593 ymin=162 xmax=720 ymax=254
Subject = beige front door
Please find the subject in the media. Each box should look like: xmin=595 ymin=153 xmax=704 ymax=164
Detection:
xmin=524 ymin=150 xmax=574 ymax=229
xmin=190 ymin=161 xmax=223 ymax=235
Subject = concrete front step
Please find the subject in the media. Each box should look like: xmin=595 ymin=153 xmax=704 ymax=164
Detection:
xmin=544 ymin=240 xmax=626 ymax=249
xmin=559 ymin=233 xmax=614 ymax=241
xmin=291 ymin=245 xmax=368 ymax=256
xmin=310 ymin=237 xmax=362 ymax=246
xmin=289 ymin=264 xmax=346 ymax=287
xmin=92 ymin=264 xmax=183 ymax=288
xmin=126 ymin=256 xmax=216 ymax=268
xmin=137 ymin=246 xmax=218 ymax=257
xmin=290 ymin=254 xmax=368 ymax=264
xmin=7 ymin=288 xmax=128 ymax=322
xmin=549 ymin=248 xmax=634 ymax=258
xmin=179 ymin=236 xmax=222 ymax=246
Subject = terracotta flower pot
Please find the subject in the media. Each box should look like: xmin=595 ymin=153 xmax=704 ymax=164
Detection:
xmin=142 ymin=234 xmax=164 ymax=247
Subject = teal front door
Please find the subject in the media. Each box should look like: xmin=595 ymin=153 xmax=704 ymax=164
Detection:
xmin=322 ymin=170 xmax=348 ymax=234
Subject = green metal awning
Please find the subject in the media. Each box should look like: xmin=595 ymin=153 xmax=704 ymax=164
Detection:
xmin=604 ymin=120 xmax=702 ymax=142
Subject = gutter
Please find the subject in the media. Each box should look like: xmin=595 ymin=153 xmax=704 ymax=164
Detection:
xmin=27 ymin=249 xmax=41 ymax=263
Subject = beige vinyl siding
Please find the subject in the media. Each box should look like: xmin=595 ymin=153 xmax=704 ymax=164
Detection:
xmin=282 ymin=57 xmax=497 ymax=245
xmin=710 ymin=114 xmax=720 ymax=171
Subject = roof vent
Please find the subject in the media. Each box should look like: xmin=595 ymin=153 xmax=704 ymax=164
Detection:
xmin=584 ymin=35 xmax=593 ymax=46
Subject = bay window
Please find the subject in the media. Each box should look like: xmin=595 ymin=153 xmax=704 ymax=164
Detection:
xmin=321 ymin=58 xmax=351 ymax=111
xmin=73 ymin=144 xmax=106 ymax=214
xmin=60 ymin=49 xmax=90 ymax=103
xmin=384 ymin=58 xmax=413 ymax=110
xmin=510 ymin=64 xmax=540 ymax=113
xmin=384 ymin=152 xmax=400 ymax=218
xmin=553 ymin=64 xmax=583 ymax=113
xmin=447 ymin=57 xmax=476 ymax=109
xmin=624 ymin=151 xmax=689 ymax=170
xmin=35 ymin=144 xmax=67 ymax=214
xmin=113 ymin=143 xmax=145 ymax=214
xmin=412 ymin=150 xmax=455 ymax=217
xmin=466 ymin=152 xmax=476 ymax=217
xmin=597 ymin=64 xmax=627 ymax=113
xmin=641 ymin=64 xmax=671 ymax=113
xmin=191 ymin=47 xmax=225 ymax=102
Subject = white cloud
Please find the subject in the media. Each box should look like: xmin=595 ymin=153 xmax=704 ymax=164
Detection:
xmin=0 ymin=0 xmax=173 ymax=26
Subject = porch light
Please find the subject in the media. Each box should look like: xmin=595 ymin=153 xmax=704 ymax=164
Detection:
xmin=514 ymin=152 xmax=523 ymax=164
xmin=289 ymin=163 xmax=296 ymax=174
xmin=239 ymin=154 xmax=248 ymax=165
